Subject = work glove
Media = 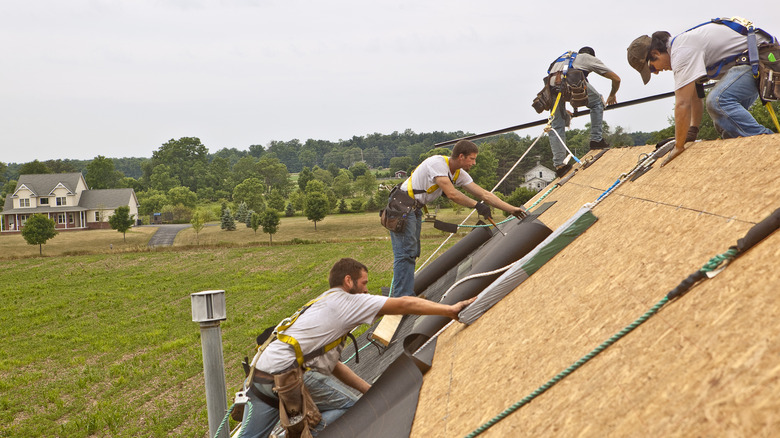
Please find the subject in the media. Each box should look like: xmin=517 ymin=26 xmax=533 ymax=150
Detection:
xmin=474 ymin=201 xmax=492 ymax=219
xmin=686 ymin=126 xmax=699 ymax=143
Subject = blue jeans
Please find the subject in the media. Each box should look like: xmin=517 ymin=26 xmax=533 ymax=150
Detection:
xmin=236 ymin=370 xmax=359 ymax=438
xmin=389 ymin=208 xmax=422 ymax=297
xmin=550 ymin=82 xmax=604 ymax=167
xmin=706 ymin=65 xmax=774 ymax=138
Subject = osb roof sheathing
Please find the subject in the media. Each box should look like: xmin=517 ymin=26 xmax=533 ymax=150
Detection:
xmin=412 ymin=135 xmax=780 ymax=437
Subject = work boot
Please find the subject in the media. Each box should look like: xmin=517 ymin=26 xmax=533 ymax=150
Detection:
xmin=589 ymin=138 xmax=609 ymax=150
xmin=555 ymin=163 xmax=572 ymax=178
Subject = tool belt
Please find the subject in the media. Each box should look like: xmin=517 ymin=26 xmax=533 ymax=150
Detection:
xmin=273 ymin=366 xmax=321 ymax=438
xmin=380 ymin=184 xmax=421 ymax=233
xmin=757 ymin=43 xmax=780 ymax=101
xmin=532 ymin=70 xmax=588 ymax=113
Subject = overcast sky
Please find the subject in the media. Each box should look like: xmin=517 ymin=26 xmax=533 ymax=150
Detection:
xmin=0 ymin=1 xmax=773 ymax=164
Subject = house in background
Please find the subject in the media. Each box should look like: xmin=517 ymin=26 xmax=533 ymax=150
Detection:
xmin=520 ymin=162 xmax=556 ymax=191
xmin=1 ymin=173 xmax=139 ymax=233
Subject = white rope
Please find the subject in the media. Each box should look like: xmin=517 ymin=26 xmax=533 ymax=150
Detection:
xmin=547 ymin=125 xmax=582 ymax=164
xmin=440 ymin=264 xmax=515 ymax=301
xmin=413 ymin=320 xmax=456 ymax=356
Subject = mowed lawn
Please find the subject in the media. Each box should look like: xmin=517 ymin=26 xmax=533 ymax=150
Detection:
xmin=174 ymin=208 xmax=478 ymax=247
xmin=0 ymin=210 xmax=471 ymax=437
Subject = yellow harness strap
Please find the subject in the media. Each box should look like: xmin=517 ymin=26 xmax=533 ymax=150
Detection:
xmin=275 ymin=290 xmax=346 ymax=367
xmin=407 ymin=155 xmax=462 ymax=200
xmin=765 ymin=102 xmax=780 ymax=132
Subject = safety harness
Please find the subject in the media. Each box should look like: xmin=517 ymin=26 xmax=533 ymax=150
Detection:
xmin=405 ymin=155 xmax=462 ymax=212
xmin=275 ymin=289 xmax=358 ymax=369
xmin=547 ymin=51 xmax=578 ymax=77
xmin=672 ymin=17 xmax=778 ymax=79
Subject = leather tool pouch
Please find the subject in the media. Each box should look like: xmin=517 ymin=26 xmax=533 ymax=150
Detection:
xmin=273 ymin=367 xmax=321 ymax=438
xmin=757 ymin=43 xmax=780 ymax=101
xmin=532 ymin=75 xmax=555 ymax=113
xmin=565 ymin=70 xmax=588 ymax=107
xmin=380 ymin=185 xmax=418 ymax=233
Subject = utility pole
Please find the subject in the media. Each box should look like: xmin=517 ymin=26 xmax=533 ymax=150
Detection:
xmin=191 ymin=290 xmax=229 ymax=438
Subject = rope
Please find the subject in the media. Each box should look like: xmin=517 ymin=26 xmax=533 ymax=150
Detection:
xmin=463 ymin=246 xmax=739 ymax=438
xmin=463 ymin=296 xmax=668 ymax=438
xmin=213 ymin=403 xmax=236 ymax=438
xmin=456 ymin=216 xmax=515 ymax=228
xmin=700 ymin=248 xmax=737 ymax=273
xmin=527 ymin=183 xmax=558 ymax=211
xmin=547 ymin=125 xmax=582 ymax=165
xmin=413 ymin=320 xmax=456 ymax=356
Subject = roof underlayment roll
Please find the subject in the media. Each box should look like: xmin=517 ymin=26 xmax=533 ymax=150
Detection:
xmin=459 ymin=206 xmax=599 ymax=325
xmin=412 ymin=224 xmax=493 ymax=296
xmin=319 ymin=354 xmax=423 ymax=438
xmin=403 ymin=218 xmax=553 ymax=355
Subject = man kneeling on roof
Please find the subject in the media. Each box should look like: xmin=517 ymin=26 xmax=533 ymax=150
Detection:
xmin=236 ymin=257 xmax=475 ymax=438
xmin=627 ymin=17 xmax=778 ymax=167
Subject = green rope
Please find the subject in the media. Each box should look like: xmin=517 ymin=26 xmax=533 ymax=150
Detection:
xmin=464 ymin=296 xmax=669 ymax=438
xmin=700 ymin=247 xmax=737 ymax=272
xmin=464 ymin=246 xmax=741 ymax=437
xmin=527 ymin=184 xmax=559 ymax=211
xmin=213 ymin=403 xmax=236 ymax=438
xmin=341 ymin=340 xmax=375 ymax=364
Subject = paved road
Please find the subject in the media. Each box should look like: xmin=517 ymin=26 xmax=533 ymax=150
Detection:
xmin=147 ymin=224 xmax=191 ymax=247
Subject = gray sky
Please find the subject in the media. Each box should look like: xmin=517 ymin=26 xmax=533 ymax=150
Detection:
xmin=0 ymin=1 xmax=773 ymax=164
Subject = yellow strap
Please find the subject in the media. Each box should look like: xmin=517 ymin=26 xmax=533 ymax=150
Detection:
xmin=407 ymin=156 xmax=461 ymax=199
xmin=766 ymin=102 xmax=780 ymax=132
xmin=276 ymin=332 xmax=306 ymax=366
xmin=548 ymin=91 xmax=563 ymax=127
xmin=275 ymin=290 xmax=342 ymax=366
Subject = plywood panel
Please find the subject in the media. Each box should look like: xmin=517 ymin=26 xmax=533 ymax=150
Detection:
xmin=411 ymin=135 xmax=780 ymax=437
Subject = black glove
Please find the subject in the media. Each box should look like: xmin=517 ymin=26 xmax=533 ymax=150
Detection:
xmin=686 ymin=126 xmax=699 ymax=142
xmin=474 ymin=201 xmax=492 ymax=219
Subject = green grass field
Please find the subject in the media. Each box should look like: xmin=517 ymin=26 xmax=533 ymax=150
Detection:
xmin=0 ymin=210 xmax=470 ymax=437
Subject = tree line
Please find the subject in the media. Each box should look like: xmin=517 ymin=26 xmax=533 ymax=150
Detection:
xmin=2 ymin=99 xmax=777 ymax=233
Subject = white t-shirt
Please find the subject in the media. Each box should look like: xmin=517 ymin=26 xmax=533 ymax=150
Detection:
xmin=257 ymin=288 xmax=388 ymax=374
xmin=670 ymin=22 xmax=774 ymax=90
xmin=400 ymin=155 xmax=474 ymax=205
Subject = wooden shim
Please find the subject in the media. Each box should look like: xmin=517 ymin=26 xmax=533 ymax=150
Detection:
xmin=371 ymin=314 xmax=404 ymax=346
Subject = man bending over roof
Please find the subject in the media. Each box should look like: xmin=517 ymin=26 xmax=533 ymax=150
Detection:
xmin=627 ymin=17 xmax=777 ymax=166
xmin=236 ymin=257 xmax=474 ymax=437
xmin=389 ymin=140 xmax=527 ymax=297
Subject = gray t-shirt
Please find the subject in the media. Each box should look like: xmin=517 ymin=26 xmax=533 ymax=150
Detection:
xmin=670 ymin=22 xmax=774 ymax=90
xmin=257 ymin=288 xmax=388 ymax=374
xmin=548 ymin=52 xmax=613 ymax=77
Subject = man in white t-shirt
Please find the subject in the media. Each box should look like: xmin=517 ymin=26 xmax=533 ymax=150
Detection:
xmin=627 ymin=17 xmax=776 ymax=166
xmin=237 ymin=258 xmax=475 ymax=437
xmin=390 ymin=140 xmax=527 ymax=297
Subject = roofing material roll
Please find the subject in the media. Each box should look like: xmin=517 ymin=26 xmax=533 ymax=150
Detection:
xmin=403 ymin=219 xmax=553 ymax=357
xmin=413 ymin=225 xmax=494 ymax=296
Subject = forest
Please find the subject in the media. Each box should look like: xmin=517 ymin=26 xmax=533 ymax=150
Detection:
xmin=1 ymin=99 xmax=777 ymax=226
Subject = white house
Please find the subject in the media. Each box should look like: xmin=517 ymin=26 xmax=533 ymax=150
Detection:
xmin=520 ymin=162 xmax=556 ymax=191
xmin=1 ymin=173 xmax=139 ymax=233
